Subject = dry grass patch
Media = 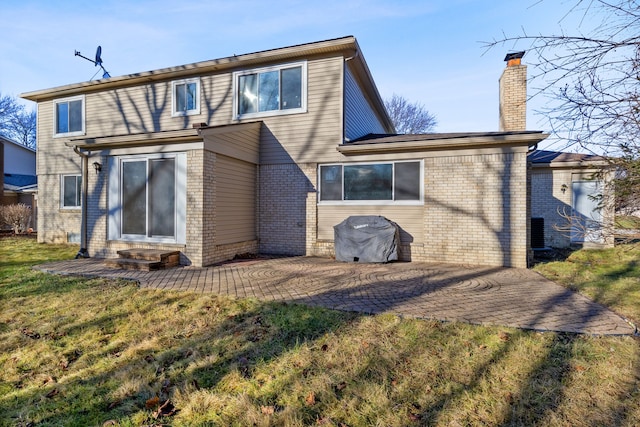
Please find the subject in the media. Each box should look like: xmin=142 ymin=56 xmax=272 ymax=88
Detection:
xmin=0 ymin=238 xmax=639 ymax=426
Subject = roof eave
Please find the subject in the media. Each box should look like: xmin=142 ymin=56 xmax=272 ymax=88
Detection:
xmin=67 ymin=128 xmax=201 ymax=151
xmin=21 ymin=36 xmax=359 ymax=102
xmin=337 ymin=132 xmax=549 ymax=155
xmin=530 ymin=160 xmax=610 ymax=169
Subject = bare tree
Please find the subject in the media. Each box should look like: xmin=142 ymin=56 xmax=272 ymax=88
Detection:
xmin=384 ymin=93 xmax=437 ymax=134
xmin=484 ymin=0 xmax=640 ymax=238
xmin=0 ymin=92 xmax=37 ymax=149
xmin=483 ymin=0 xmax=640 ymax=156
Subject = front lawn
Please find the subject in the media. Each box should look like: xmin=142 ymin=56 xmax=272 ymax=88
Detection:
xmin=1 ymin=237 xmax=638 ymax=426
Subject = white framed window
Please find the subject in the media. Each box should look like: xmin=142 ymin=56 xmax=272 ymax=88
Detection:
xmin=318 ymin=160 xmax=423 ymax=205
xmin=108 ymin=153 xmax=187 ymax=244
xmin=171 ymin=78 xmax=201 ymax=116
xmin=54 ymin=95 xmax=85 ymax=137
xmin=61 ymin=174 xmax=82 ymax=208
xmin=233 ymin=61 xmax=307 ymax=120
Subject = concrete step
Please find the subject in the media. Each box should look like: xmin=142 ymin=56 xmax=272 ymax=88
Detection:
xmin=105 ymin=249 xmax=181 ymax=271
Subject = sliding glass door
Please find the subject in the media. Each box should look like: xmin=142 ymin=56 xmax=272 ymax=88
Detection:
xmin=109 ymin=153 xmax=186 ymax=244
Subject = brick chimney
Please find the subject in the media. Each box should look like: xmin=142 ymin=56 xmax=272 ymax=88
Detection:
xmin=499 ymin=51 xmax=527 ymax=131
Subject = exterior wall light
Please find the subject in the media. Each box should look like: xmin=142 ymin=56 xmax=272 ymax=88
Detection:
xmin=93 ymin=161 xmax=102 ymax=173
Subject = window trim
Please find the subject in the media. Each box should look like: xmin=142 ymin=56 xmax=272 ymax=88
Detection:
xmin=53 ymin=95 xmax=85 ymax=137
xmin=108 ymin=152 xmax=187 ymax=244
xmin=171 ymin=77 xmax=201 ymax=117
xmin=318 ymin=160 xmax=424 ymax=206
xmin=60 ymin=174 xmax=82 ymax=209
xmin=232 ymin=61 xmax=307 ymax=120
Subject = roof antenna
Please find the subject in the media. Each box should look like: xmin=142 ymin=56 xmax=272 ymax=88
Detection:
xmin=74 ymin=45 xmax=111 ymax=79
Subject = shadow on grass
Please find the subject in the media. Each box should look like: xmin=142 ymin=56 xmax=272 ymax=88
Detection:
xmin=0 ymin=288 xmax=357 ymax=426
xmin=2 ymin=249 xmax=639 ymax=424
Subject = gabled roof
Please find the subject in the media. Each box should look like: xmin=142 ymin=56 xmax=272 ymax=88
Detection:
xmin=21 ymin=36 xmax=393 ymax=135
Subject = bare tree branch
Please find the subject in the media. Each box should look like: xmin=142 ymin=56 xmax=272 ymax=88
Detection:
xmin=484 ymin=0 xmax=640 ymax=238
xmin=384 ymin=94 xmax=437 ymax=134
xmin=0 ymin=92 xmax=37 ymax=149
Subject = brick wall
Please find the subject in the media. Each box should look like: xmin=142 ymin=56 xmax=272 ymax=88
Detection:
xmin=36 ymin=173 xmax=82 ymax=243
xmin=420 ymin=151 xmax=529 ymax=267
xmin=258 ymin=163 xmax=316 ymax=255
xmin=530 ymin=169 xmax=573 ymax=248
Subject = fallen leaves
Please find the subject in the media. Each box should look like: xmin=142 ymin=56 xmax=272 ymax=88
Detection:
xmin=145 ymin=396 xmax=160 ymax=409
xmin=498 ymin=331 xmax=511 ymax=342
xmin=152 ymin=399 xmax=177 ymax=419
xmin=45 ymin=388 xmax=59 ymax=398
xmin=145 ymin=397 xmax=178 ymax=419
xmin=305 ymin=391 xmax=316 ymax=406
xmin=21 ymin=329 xmax=40 ymax=339
xmin=261 ymin=405 xmax=275 ymax=415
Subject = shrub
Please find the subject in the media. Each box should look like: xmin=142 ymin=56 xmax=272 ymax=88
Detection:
xmin=0 ymin=203 xmax=32 ymax=234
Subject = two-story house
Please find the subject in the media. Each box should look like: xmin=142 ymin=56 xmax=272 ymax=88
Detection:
xmin=22 ymin=36 xmax=547 ymax=268
xmin=1 ymin=135 xmax=37 ymax=213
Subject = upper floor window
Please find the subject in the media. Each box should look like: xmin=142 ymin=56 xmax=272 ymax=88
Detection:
xmin=61 ymin=174 xmax=81 ymax=208
xmin=172 ymin=78 xmax=200 ymax=116
xmin=233 ymin=62 xmax=307 ymax=119
xmin=54 ymin=95 xmax=85 ymax=137
xmin=319 ymin=161 xmax=423 ymax=205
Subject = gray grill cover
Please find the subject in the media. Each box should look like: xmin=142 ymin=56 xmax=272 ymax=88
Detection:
xmin=334 ymin=215 xmax=399 ymax=263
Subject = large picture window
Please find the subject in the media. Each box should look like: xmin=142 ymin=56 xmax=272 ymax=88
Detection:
xmin=319 ymin=161 xmax=422 ymax=204
xmin=61 ymin=175 xmax=81 ymax=208
xmin=54 ymin=95 xmax=85 ymax=137
xmin=233 ymin=62 xmax=306 ymax=119
xmin=108 ymin=153 xmax=187 ymax=243
xmin=172 ymin=78 xmax=200 ymax=116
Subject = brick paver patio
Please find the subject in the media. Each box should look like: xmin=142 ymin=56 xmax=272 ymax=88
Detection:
xmin=34 ymin=256 xmax=637 ymax=335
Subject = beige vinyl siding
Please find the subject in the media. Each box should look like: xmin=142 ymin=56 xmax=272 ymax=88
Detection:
xmin=258 ymin=56 xmax=344 ymax=165
xmin=72 ymin=55 xmax=344 ymax=166
xmin=36 ymin=102 xmax=82 ymax=175
xmin=202 ymin=122 xmax=261 ymax=165
xmin=317 ymin=205 xmax=424 ymax=243
xmin=214 ymin=154 xmax=257 ymax=245
xmin=80 ymin=75 xmax=232 ymax=138
xmin=344 ymin=64 xmax=387 ymax=141
xmin=88 ymin=81 xmax=211 ymax=136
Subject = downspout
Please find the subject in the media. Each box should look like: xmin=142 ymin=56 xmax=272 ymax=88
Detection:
xmin=73 ymin=145 xmax=90 ymax=259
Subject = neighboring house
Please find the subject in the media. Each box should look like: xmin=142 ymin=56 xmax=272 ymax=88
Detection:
xmin=1 ymin=135 xmax=37 ymax=225
xmin=21 ymin=36 xmax=547 ymax=268
xmin=529 ymin=149 xmax=613 ymax=248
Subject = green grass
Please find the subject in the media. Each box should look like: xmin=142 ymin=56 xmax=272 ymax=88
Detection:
xmin=616 ymin=215 xmax=640 ymax=230
xmin=533 ymin=244 xmax=640 ymax=326
xmin=1 ymin=237 xmax=639 ymax=426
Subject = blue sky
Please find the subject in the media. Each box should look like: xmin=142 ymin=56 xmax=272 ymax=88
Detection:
xmin=0 ymin=0 xmax=594 ymax=150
